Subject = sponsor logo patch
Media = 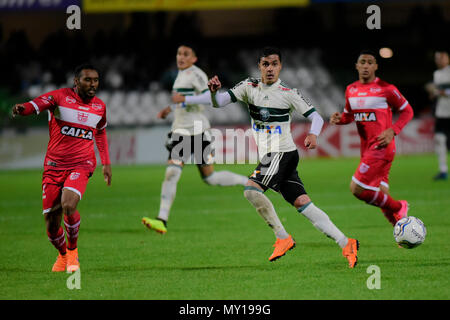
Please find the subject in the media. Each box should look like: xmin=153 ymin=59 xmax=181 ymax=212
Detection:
xmin=354 ymin=112 xmax=377 ymax=122
xmin=61 ymin=125 xmax=93 ymax=140
xmin=253 ymin=123 xmax=282 ymax=134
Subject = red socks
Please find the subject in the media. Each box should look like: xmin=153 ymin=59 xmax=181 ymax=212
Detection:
xmin=356 ymin=189 xmax=402 ymax=213
xmin=64 ymin=211 xmax=81 ymax=250
xmin=47 ymin=227 xmax=67 ymax=255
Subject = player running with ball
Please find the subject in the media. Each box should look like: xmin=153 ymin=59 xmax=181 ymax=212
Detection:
xmin=11 ymin=64 xmax=112 ymax=272
xmin=180 ymin=47 xmax=359 ymax=267
xmin=330 ymin=50 xmax=414 ymax=226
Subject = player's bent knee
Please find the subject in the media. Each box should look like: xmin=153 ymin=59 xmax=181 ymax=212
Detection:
xmin=293 ymin=194 xmax=311 ymax=208
xmin=350 ymin=181 xmax=363 ymax=196
xmin=165 ymin=165 xmax=182 ymax=182
xmin=61 ymin=200 xmax=78 ymax=215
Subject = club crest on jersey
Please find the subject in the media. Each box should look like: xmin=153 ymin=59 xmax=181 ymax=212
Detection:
xmin=370 ymin=87 xmax=382 ymax=93
xmin=259 ymin=108 xmax=270 ymax=121
xmin=354 ymin=112 xmax=377 ymax=122
xmin=66 ymin=96 xmax=76 ymax=104
xmin=77 ymin=112 xmax=89 ymax=123
xmin=61 ymin=125 xmax=93 ymax=140
xmin=91 ymin=103 xmax=102 ymax=111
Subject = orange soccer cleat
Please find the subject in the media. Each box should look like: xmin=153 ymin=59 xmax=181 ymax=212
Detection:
xmin=52 ymin=253 xmax=67 ymax=272
xmin=66 ymin=248 xmax=80 ymax=272
xmin=342 ymin=238 xmax=359 ymax=268
xmin=268 ymin=235 xmax=296 ymax=262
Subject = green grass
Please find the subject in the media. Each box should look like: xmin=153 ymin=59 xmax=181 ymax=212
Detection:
xmin=0 ymin=154 xmax=449 ymax=300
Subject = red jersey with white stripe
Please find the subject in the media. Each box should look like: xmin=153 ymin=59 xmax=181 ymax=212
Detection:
xmin=343 ymin=77 xmax=412 ymax=160
xmin=24 ymin=88 xmax=109 ymax=171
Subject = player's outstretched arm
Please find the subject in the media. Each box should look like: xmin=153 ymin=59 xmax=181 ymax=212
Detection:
xmin=11 ymin=104 xmax=26 ymax=117
xmin=329 ymin=112 xmax=342 ymax=124
xmin=207 ymin=75 xmax=232 ymax=108
xmin=172 ymin=91 xmax=213 ymax=106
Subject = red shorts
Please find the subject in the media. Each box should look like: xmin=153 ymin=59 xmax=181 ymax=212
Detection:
xmin=352 ymin=157 xmax=392 ymax=191
xmin=42 ymin=169 xmax=92 ymax=214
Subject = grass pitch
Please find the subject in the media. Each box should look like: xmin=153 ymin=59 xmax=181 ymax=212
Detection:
xmin=0 ymin=154 xmax=449 ymax=300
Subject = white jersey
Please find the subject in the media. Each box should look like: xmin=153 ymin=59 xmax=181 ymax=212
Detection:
xmin=172 ymin=65 xmax=211 ymax=135
xmin=433 ymin=65 xmax=450 ymax=118
xmin=229 ymin=78 xmax=315 ymax=158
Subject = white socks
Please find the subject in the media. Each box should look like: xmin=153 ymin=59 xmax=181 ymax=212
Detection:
xmin=204 ymin=171 xmax=248 ymax=186
xmin=244 ymin=187 xmax=289 ymax=239
xmin=157 ymin=165 xmax=182 ymax=222
xmin=298 ymin=202 xmax=348 ymax=249
xmin=243 ymin=188 xmax=349 ymax=247
xmin=435 ymin=133 xmax=448 ymax=173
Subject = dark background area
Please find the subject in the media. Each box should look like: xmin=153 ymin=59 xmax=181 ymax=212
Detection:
xmin=0 ymin=0 xmax=449 ymax=127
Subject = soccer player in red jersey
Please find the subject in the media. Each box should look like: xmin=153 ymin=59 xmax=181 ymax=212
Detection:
xmin=11 ymin=64 xmax=112 ymax=272
xmin=330 ymin=50 xmax=414 ymax=226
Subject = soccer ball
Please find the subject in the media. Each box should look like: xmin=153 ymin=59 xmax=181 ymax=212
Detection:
xmin=393 ymin=216 xmax=427 ymax=249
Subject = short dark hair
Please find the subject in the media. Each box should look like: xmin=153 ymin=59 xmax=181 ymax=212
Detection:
xmin=258 ymin=47 xmax=282 ymax=63
xmin=178 ymin=42 xmax=198 ymax=56
xmin=74 ymin=63 xmax=99 ymax=78
xmin=358 ymin=49 xmax=378 ymax=62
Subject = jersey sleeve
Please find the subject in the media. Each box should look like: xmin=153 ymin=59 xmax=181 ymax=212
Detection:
xmin=228 ymin=79 xmax=249 ymax=103
xmin=290 ymin=88 xmax=315 ymax=117
xmin=94 ymin=104 xmax=110 ymax=165
xmin=386 ymin=85 xmax=409 ymax=111
xmin=22 ymin=89 xmax=60 ymax=115
xmin=191 ymin=69 xmax=209 ymax=94
xmin=96 ymin=105 xmax=108 ymax=130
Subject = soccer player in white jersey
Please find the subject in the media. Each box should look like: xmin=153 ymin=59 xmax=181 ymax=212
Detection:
xmin=179 ymin=47 xmax=359 ymax=267
xmin=426 ymin=50 xmax=450 ymax=180
xmin=142 ymin=44 xmax=248 ymax=234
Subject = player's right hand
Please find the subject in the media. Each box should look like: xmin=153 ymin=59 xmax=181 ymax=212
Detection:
xmin=329 ymin=112 xmax=342 ymax=124
xmin=208 ymin=76 xmax=222 ymax=93
xmin=157 ymin=106 xmax=172 ymax=119
xmin=12 ymin=104 xmax=25 ymax=117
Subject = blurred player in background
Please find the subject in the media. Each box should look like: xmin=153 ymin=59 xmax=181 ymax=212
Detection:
xmin=330 ymin=50 xmax=414 ymax=226
xmin=182 ymin=47 xmax=359 ymax=268
xmin=425 ymin=50 xmax=450 ymax=181
xmin=142 ymin=44 xmax=248 ymax=234
xmin=11 ymin=64 xmax=112 ymax=272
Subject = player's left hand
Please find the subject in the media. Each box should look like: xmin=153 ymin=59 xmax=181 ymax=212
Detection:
xmin=172 ymin=93 xmax=185 ymax=104
xmin=304 ymin=134 xmax=318 ymax=150
xmin=103 ymin=164 xmax=112 ymax=186
xmin=375 ymin=128 xmax=395 ymax=149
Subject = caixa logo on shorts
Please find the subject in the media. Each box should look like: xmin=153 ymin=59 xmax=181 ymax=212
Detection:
xmin=354 ymin=112 xmax=377 ymax=122
xmin=61 ymin=125 xmax=93 ymax=140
